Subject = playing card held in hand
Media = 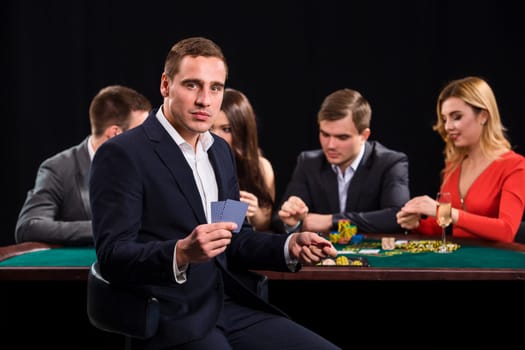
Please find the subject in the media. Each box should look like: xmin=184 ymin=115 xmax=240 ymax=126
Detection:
xmin=211 ymin=199 xmax=248 ymax=233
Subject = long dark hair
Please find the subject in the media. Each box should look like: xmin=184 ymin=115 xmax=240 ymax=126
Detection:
xmin=221 ymin=88 xmax=274 ymax=209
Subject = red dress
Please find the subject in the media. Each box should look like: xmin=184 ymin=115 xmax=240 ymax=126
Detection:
xmin=416 ymin=150 xmax=525 ymax=242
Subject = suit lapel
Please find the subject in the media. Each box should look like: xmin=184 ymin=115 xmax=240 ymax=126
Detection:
xmin=144 ymin=116 xmax=208 ymax=223
xmin=77 ymin=137 xmax=92 ymax=217
xmin=207 ymin=138 xmax=233 ymax=201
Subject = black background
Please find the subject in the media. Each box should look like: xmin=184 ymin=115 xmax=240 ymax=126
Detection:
xmin=3 ymin=0 xmax=524 ymax=246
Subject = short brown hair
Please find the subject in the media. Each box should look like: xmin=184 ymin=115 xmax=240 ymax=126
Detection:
xmin=317 ymin=88 xmax=371 ymax=133
xmin=89 ymin=85 xmax=152 ymax=137
xmin=164 ymin=37 xmax=228 ymax=80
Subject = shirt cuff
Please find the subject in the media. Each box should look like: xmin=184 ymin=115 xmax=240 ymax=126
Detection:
xmin=284 ymin=234 xmax=299 ymax=271
xmin=173 ymin=241 xmax=188 ymax=284
xmin=284 ymin=220 xmax=302 ymax=234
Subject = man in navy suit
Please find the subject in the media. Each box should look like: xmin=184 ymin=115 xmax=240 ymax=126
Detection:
xmin=15 ymin=85 xmax=151 ymax=245
xmin=89 ymin=37 xmax=340 ymax=349
xmin=274 ymin=88 xmax=410 ymax=235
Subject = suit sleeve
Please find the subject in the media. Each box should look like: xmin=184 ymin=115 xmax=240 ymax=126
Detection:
xmin=15 ymin=160 xmax=93 ymax=245
xmin=334 ymin=152 xmax=410 ymax=233
xmin=270 ymin=152 xmax=311 ymax=233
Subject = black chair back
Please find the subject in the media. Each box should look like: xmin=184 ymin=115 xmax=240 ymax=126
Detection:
xmin=86 ymin=261 xmax=160 ymax=339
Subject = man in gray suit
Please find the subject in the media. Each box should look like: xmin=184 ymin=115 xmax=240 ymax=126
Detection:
xmin=15 ymin=85 xmax=151 ymax=245
xmin=274 ymin=88 xmax=410 ymax=235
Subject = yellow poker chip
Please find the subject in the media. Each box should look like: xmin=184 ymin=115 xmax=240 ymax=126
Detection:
xmin=318 ymin=256 xmax=369 ymax=267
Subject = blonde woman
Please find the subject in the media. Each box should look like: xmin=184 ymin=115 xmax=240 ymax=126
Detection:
xmin=397 ymin=76 xmax=525 ymax=242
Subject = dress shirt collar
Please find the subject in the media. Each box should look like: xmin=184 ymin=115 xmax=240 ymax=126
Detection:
xmin=331 ymin=142 xmax=365 ymax=174
xmin=155 ymin=106 xmax=214 ymax=151
xmin=87 ymin=136 xmax=95 ymax=161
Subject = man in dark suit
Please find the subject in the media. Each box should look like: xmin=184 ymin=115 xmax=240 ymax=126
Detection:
xmin=89 ymin=37 xmax=340 ymax=349
xmin=15 ymin=85 xmax=151 ymax=245
xmin=274 ymin=88 xmax=410 ymax=235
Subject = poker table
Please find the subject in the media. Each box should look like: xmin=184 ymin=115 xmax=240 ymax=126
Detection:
xmin=259 ymin=234 xmax=525 ymax=281
xmin=2 ymin=234 xmax=524 ymax=281
xmin=0 ymin=242 xmax=95 ymax=280
xmin=1 ymin=235 xmax=525 ymax=346
xmin=259 ymin=234 xmax=525 ymax=345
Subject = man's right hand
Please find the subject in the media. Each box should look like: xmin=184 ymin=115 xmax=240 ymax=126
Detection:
xmin=175 ymin=222 xmax=236 ymax=266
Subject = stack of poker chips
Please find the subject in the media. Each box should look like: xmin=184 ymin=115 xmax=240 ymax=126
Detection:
xmin=328 ymin=219 xmax=357 ymax=244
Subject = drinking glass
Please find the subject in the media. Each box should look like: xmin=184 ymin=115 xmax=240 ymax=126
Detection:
xmin=436 ymin=192 xmax=452 ymax=253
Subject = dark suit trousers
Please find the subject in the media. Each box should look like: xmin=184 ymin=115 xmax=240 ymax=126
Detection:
xmin=133 ymin=296 xmax=341 ymax=350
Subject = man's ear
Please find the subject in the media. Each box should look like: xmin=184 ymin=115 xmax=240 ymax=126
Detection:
xmin=160 ymin=73 xmax=169 ymax=97
xmin=105 ymin=125 xmax=122 ymax=139
xmin=361 ymin=128 xmax=371 ymax=141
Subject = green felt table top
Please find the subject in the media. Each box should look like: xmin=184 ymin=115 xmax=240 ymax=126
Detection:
xmin=0 ymin=247 xmax=96 ymax=267
xmin=331 ymin=239 xmax=525 ymax=268
xmin=337 ymin=245 xmax=525 ymax=268
xmin=0 ymin=239 xmax=524 ymax=269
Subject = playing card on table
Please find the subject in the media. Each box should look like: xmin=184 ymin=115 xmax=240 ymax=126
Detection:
xmin=211 ymin=199 xmax=248 ymax=233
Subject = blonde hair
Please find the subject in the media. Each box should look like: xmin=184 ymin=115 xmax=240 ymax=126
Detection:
xmin=433 ymin=76 xmax=510 ymax=179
